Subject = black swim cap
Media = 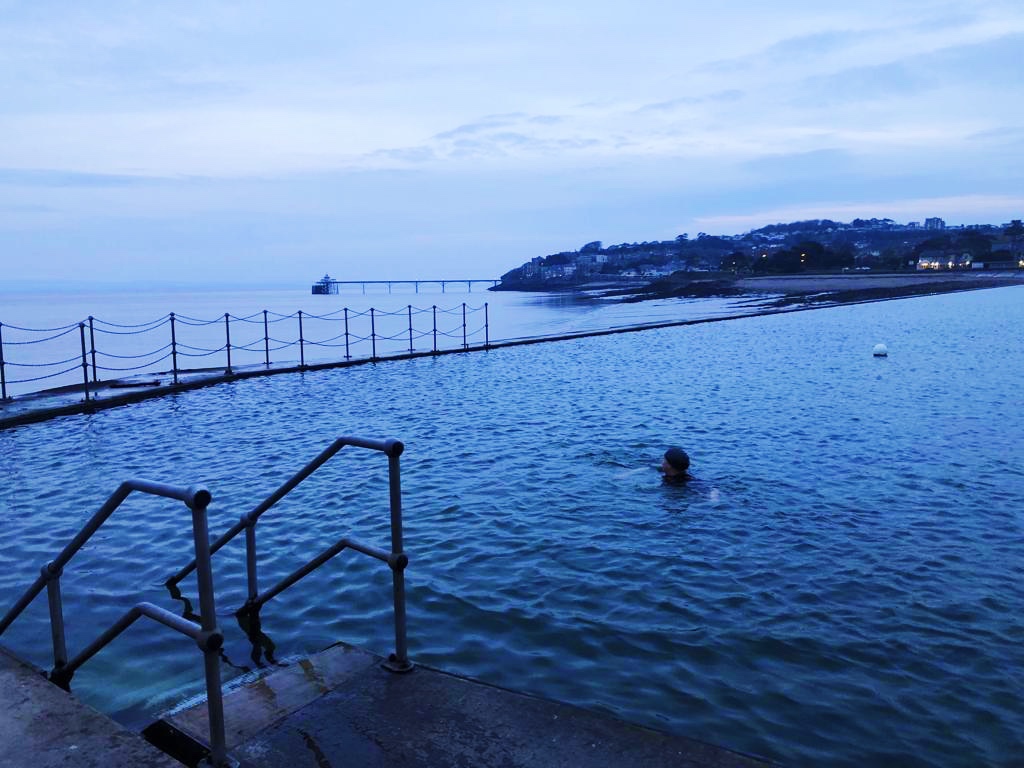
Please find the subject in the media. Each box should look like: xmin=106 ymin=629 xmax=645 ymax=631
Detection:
xmin=664 ymin=447 xmax=689 ymax=471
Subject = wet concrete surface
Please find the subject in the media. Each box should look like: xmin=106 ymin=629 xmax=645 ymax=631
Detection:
xmin=0 ymin=645 xmax=182 ymax=767
xmin=166 ymin=643 xmax=772 ymax=768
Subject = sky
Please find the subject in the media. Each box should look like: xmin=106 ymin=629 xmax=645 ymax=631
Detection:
xmin=1 ymin=0 xmax=1022 ymax=285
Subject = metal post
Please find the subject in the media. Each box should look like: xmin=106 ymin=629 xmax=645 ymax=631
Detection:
xmin=387 ymin=449 xmax=409 ymax=670
xmin=432 ymin=306 xmax=437 ymax=353
xmin=407 ymin=305 xmax=413 ymax=354
xmin=245 ymin=522 xmax=258 ymax=603
xmin=189 ymin=495 xmax=228 ymax=768
xmin=370 ymin=308 xmax=377 ymax=360
xmin=344 ymin=309 xmax=350 ymax=360
xmin=78 ymin=323 xmax=91 ymax=401
xmin=298 ymin=311 xmax=305 ymax=368
xmin=0 ymin=322 xmax=8 ymax=401
xmin=462 ymin=303 xmax=467 ymax=349
xmin=224 ymin=313 xmax=232 ymax=375
xmin=170 ymin=313 xmax=179 ymax=385
xmin=485 ymin=302 xmax=489 ymax=349
xmin=88 ymin=316 xmax=98 ymax=383
xmin=45 ymin=570 xmax=68 ymax=671
xmin=263 ymin=310 xmax=270 ymax=369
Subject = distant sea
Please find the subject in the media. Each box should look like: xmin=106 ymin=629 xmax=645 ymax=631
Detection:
xmin=0 ymin=284 xmax=753 ymax=397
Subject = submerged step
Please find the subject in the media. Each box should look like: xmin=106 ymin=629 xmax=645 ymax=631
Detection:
xmin=161 ymin=642 xmax=771 ymax=768
xmin=0 ymin=645 xmax=181 ymax=768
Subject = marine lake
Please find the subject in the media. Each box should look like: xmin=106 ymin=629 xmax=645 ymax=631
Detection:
xmin=1 ymin=285 xmax=1022 ymax=766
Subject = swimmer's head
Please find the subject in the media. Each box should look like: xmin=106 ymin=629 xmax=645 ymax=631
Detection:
xmin=661 ymin=447 xmax=690 ymax=478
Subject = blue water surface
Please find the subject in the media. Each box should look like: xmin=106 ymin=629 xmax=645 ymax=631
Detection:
xmin=1 ymin=287 xmax=1022 ymax=767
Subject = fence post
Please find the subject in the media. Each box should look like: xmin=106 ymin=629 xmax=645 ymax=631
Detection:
xmin=298 ymin=311 xmax=305 ymax=368
xmin=407 ymin=305 xmax=413 ymax=354
xmin=344 ymin=308 xmax=350 ymax=360
xmin=485 ymin=302 xmax=489 ymax=349
xmin=224 ymin=313 xmax=233 ymax=375
xmin=432 ymin=306 xmax=437 ymax=353
xmin=170 ymin=313 xmax=179 ymax=385
xmin=78 ymin=323 xmax=90 ymax=402
xmin=462 ymin=303 xmax=467 ymax=349
xmin=371 ymin=308 xmax=377 ymax=360
xmin=263 ymin=310 xmax=270 ymax=369
xmin=88 ymin=316 xmax=98 ymax=383
xmin=0 ymin=322 xmax=7 ymax=401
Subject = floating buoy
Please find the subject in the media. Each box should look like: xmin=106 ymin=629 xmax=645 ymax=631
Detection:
xmin=873 ymin=343 xmax=888 ymax=357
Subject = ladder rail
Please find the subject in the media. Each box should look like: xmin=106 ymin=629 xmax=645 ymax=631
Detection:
xmin=0 ymin=480 xmax=231 ymax=768
xmin=167 ymin=435 xmax=410 ymax=671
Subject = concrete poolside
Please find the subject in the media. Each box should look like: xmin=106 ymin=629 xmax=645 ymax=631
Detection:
xmin=2 ymin=641 xmax=773 ymax=767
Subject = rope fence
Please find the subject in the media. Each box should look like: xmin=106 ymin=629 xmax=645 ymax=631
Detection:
xmin=0 ymin=302 xmax=490 ymax=400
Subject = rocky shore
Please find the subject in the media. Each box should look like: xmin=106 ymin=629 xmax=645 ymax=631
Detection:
xmin=602 ymin=271 xmax=1024 ymax=307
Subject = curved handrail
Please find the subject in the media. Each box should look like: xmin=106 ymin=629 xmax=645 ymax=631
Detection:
xmin=167 ymin=435 xmax=411 ymax=671
xmin=0 ymin=479 xmax=232 ymax=767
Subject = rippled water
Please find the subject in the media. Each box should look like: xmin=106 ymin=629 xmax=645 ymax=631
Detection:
xmin=1 ymin=287 xmax=1022 ymax=767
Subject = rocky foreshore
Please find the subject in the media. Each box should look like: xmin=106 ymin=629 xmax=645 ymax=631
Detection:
xmin=503 ymin=271 xmax=1024 ymax=307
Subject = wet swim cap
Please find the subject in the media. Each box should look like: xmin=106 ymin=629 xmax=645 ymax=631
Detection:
xmin=664 ymin=447 xmax=689 ymax=471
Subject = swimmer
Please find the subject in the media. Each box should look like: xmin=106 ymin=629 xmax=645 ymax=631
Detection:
xmin=660 ymin=447 xmax=693 ymax=484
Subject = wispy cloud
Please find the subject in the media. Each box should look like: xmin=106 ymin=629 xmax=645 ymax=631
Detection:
xmin=635 ymin=90 xmax=744 ymax=114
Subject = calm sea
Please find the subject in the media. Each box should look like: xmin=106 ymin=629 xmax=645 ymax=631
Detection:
xmin=0 ymin=285 xmax=748 ymax=397
xmin=1 ymin=285 xmax=1022 ymax=766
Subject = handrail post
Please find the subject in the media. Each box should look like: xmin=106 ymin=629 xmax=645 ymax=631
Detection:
xmin=298 ymin=311 xmax=305 ymax=368
xmin=224 ymin=313 xmax=233 ymax=375
xmin=45 ymin=566 xmax=68 ymax=672
xmin=78 ymin=323 xmax=91 ymax=402
xmin=407 ymin=305 xmax=413 ymax=354
xmin=170 ymin=314 xmax=179 ymax=385
xmin=263 ymin=310 xmax=270 ymax=369
xmin=462 ymin=303 xmax=467 ymax=349
xmin=386 ymin=447 xmax=410 ymax=671
xmin=484 ymin=302 xmax=489 ymax=349
xmin=370 ymin=308 xmax=377 ymax=360
xmin=344 ymin=308 xmax=350 ymax=360
xmin=245 ymin=522 xmax=258 ymax=603
xmin=0 ymin=321 xmax=8 ymax=401
xmin=432 ymin=306 xmax=437 ymax=353
xmin=189 ymin=492 xmax=229 ymax=768
xmin=88 ymin=316 xmax=98 ymax=383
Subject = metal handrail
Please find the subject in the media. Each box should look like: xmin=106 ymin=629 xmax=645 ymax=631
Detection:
xmin=0 ymin=480 xmax=232 ymax=768
xmin=167 ymin=435 xmax=411 ymax=671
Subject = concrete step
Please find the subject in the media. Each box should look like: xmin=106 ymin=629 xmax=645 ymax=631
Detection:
xmin=161 ymin=642 xmax=772 ymax=768
xmin=0 ymin=645 xmax=182 ymax=768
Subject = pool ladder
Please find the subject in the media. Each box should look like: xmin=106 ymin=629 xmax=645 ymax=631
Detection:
xmin=0 ymin=435 xmax=410 ymax=768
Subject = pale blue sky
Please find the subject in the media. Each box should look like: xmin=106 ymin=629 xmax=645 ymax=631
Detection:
xmin=1 ymin=1 xmax=1022 ymax=284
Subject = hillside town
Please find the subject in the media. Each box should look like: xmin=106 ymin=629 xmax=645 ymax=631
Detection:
xmin=495 ymin=218 xmax=1024 ymax=290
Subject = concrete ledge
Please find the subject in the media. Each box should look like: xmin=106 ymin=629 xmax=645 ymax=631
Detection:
xmin=0 ymin=645 xmax=181 ymax=768
xmin=166 ymin=642 xmax=772 ymax=768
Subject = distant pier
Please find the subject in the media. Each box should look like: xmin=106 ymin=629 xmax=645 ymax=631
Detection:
xmin=312 ymin=275 xmax=499 ymax=294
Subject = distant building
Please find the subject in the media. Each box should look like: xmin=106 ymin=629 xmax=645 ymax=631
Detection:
xmin=924 ymin=217 xmax=946 ymax=230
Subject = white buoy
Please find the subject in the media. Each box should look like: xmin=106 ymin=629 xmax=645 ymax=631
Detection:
xmin=873 ymin=343 xmax=888 ymax=357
